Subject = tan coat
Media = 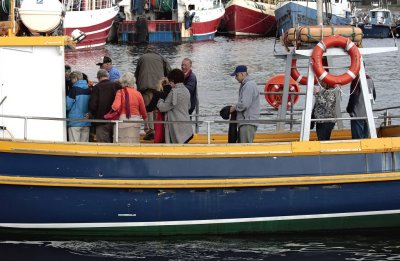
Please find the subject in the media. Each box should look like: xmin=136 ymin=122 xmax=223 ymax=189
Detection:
xmin=157 ymin=83 xmax=193 ymax=143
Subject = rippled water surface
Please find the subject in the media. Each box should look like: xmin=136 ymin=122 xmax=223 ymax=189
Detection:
xmin=1 ymin=233 xmax=400 ymax=260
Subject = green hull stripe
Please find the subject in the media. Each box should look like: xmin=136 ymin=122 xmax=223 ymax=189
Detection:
xmin=2 ymin=212 xmax=400 ymax=237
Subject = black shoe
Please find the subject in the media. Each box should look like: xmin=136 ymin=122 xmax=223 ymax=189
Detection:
xmin=144 ymin=130 xmax=154 ymax=140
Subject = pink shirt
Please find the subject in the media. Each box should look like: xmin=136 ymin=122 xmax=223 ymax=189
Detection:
xmin=112 ymin=87 xmax=147 ymax=120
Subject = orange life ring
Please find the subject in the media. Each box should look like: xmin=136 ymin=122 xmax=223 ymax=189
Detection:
xmin=291 ymin=59 xmax=318 ymax=85
xmin=311 ymin=35 xmax=361 ymax=86
xmin=264 ymin=74 xmax=300 ymax=110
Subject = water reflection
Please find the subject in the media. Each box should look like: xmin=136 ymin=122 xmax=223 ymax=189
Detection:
xmin=2 ymin=233 xmax=400 ymax=260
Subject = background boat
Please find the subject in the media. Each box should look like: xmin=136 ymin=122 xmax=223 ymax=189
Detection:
xmin=116 ymin=0 xmax=225 ymax=44
xmin=1 ymin=0 xmax=118 ymax=49
xmin=357 ymin=1 xmax=393 ymax=38
xmin=274 ymin=0 xmax=352 ymax=36
xmin=61 ymin=0 xmax=119 ymax=49
xmin=223 ymin=0 xmax=277 ymax=36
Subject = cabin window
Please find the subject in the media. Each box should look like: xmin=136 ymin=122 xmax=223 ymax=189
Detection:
xmin=371 ymin=12 xmax=376 ymax=19
xmin=188 ymin=4 xmax=195 ymax=11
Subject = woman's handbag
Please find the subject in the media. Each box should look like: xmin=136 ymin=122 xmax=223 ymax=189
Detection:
xmin=104 ymin=109 xmax=120 ymax=120
xmin=154 ymin=109 xmax=165 ymax=143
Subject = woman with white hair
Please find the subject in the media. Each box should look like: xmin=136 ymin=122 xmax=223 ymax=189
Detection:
xmin=111 ymin=72 xmax=147 ymax=143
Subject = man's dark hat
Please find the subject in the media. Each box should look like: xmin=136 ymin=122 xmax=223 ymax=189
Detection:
xmin=220 ymin=105 xmax=231 ymax=120
xmin=96 ymin=56 xmax=112 ymax=66
xmin=230 ymin=65 xmax=247 ymax=76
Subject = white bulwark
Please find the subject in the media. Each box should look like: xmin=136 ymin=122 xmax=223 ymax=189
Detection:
xmin=0 ymin=37 xmax=67 ymax=141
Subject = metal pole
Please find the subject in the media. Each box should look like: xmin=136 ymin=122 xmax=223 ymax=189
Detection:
xmin=24 ymin=117 xmax=27 ymax=140
xmin=206 ymin=121 xmax=211 ymax=144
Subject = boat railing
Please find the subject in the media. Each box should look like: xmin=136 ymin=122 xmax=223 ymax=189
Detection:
xmin=1 ymin=106 xmax=400 ymax=143
xmin=62 ymin=0 xmax=114 ymax=12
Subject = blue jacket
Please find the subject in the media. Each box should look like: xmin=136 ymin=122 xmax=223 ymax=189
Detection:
xmin=108 ymin=66 xmax=121 ymax=82
xmin=66 ymin=80 xmax=91 ymax=127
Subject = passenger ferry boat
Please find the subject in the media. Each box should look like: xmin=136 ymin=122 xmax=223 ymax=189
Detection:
xmin=116 ymin=0 xmax=224 ymax=43
xmin=1 ymin=2 xmax=400 ymax=237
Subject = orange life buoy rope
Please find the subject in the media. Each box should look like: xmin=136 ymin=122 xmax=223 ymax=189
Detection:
xmin=311 ymin=35 xmax=361 ymax=86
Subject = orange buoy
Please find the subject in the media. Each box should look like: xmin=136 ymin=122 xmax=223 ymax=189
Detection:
xmin=311 ymin=35 xmax=361 ymax=86
xmin=264 ymin=74 xmax=300 ymax=109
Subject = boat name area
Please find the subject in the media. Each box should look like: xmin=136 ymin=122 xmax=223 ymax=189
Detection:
xmin=253 ymin=3 xmax=267 ymax=11
xmin=363 ymin=24 xmax=373 ymax=29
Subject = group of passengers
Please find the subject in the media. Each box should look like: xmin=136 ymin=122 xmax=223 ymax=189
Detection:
xmin=65 ymin=46 xmax=375 ymax=145
xmin=65 ymin=47 xmax=262 ymax=144
xmin=65 ymin=47 xmax=200 ymax=144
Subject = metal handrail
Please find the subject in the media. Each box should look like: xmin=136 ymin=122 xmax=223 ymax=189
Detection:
xmin=1 ymin=109 xmax=400 ymax=143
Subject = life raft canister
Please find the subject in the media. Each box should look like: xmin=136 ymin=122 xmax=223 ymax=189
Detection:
xmin=264 ymin=74 xmax=300 ymax=110
xmin=311 ymin=35 xmax=361 ymax=86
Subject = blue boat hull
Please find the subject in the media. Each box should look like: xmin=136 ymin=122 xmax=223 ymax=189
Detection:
xmin=1 ymin=141 xmax=400 ymax=236
xmin=358 ymin=23 xmax=391 ymax=38
xmin=1 ymin=179 xmax=400 ymax=236
xmin=275 ymin=2 xmax=351 ymax=36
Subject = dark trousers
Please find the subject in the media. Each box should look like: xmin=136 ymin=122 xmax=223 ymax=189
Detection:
xmin=95 ymin=123 xmax=114 ymax=143
xmin=316 ymin=122 xmax=335 ymax=141
xmin=351 ymin=119 xmax=369 ymax=139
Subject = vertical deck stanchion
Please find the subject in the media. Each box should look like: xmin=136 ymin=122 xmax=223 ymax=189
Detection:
xmin=114 ymin=121 xmax=119 ymax=143
xmin=206 ymin=121 xmax=211 ymax=144
xmin=300 ymin=59 xmax=315 ymax=141
xmin=276 ymin=52 xmax=293 ymax=131
xmin=358 ymin=61 xmax=377 ymax=138
xmin=24 ymin=117 xmax=27 ymax=140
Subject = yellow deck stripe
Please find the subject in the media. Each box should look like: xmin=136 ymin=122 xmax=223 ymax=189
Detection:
xmin=0 ymin=137 xmax=399 ymax=158
xmin=0 ymin=172 xmax=399 ymax=188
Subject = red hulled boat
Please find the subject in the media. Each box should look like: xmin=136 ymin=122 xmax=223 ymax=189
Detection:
xmin=224 ymin=0 xmax=277 ymax=36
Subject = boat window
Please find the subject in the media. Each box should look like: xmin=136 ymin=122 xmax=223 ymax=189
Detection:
xmin=371 ymin=12 xmax=376 ymax=19
xmin=188 ymin=4 xmax=195 ymax=11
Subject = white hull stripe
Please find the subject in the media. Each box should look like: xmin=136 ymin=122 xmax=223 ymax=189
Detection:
xmin=84 ymin=24 xmax=113 ymax=36
xmin=2 ymin=209 xmax=400 ymax=229
xmin=192 ymin=30 xmax=217 ymax=37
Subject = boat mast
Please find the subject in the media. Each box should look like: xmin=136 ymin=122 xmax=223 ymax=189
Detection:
xmin=317 ymin=0 xmax=323 ymax=25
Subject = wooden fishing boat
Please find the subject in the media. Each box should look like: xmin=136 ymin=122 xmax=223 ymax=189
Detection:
xmin=1 ymin=8 xmax=400 ymax=238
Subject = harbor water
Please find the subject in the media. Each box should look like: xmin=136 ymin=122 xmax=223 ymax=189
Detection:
xmin=2 ymin=36 xmax=400 ymax=260
xmin=65 ymin=36 xmax=400 ymax=133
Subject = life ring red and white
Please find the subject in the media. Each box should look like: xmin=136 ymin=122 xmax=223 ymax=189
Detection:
xmin=291 ymin=59 xmax=318 ymax=85
xmin=264 ymin=74 xmax=300 ymax=110
xmin=311 ymin=35 xmax=361 ymax=86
